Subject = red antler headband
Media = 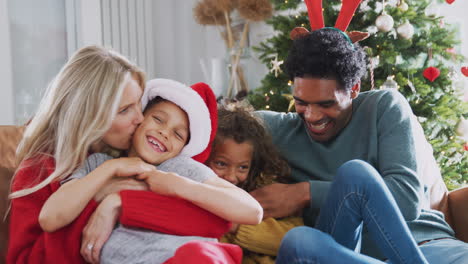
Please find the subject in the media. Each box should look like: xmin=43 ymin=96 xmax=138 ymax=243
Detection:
xmin=292 ymin=0 xmax=368 ymax=43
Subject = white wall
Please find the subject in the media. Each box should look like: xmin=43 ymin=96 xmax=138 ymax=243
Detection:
xmin=150 ymin=0 xmax=271 ymax=96
xmin=0 ymin=0 xmax=14 ymax=125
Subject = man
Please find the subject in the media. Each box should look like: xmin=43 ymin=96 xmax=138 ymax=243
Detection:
xmin=251 ymin=28 xmax=468 ymax=263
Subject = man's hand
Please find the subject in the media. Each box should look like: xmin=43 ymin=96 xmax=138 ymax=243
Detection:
xmin=81 ymin=193 xmax=121 ymax=264
xmin=250 ymin=182 xmax=310 ymax=219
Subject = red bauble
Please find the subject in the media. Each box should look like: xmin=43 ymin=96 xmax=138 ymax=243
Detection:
xmin=446 ymin=0 xmax=455 ymax=4
xmin=461 ymin=66 xmax=468 ymax=77
xmin=464 ymin=143 xmax=468 ymax=151
xmin=423 ymin=67 xmax=440 ymax=82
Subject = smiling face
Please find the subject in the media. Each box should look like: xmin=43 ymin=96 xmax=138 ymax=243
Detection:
xmin=207 ymin=138 xmax=254 ymax=186
xmin=293 ymin=77 xmax=359 ymax=143
xmin=129 ymin=101 xmax=189 ymax=165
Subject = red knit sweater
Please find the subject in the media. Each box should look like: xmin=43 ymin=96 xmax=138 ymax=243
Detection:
xmin=7 ymin=157 xmax=231 ymax=264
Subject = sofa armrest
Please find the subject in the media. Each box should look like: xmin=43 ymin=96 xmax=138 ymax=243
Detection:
xmin=448 ymin=186 xmax=468 ymax=243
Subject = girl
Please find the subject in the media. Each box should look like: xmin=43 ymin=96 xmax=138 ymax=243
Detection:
xmin=207 ymin=103 xmax=302 ymax=264
xmin=38 ymin=79 xmax=262 ymax=264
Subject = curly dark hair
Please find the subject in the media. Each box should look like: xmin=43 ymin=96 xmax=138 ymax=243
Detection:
xmin=209 ymin=102 xmax=290 ymax=192
xmin=284 ymin=28 xmax=367 ymax=91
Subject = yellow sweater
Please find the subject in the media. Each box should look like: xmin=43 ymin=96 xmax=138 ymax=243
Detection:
xmin=221 ymin=217 xmax=303 ymax=264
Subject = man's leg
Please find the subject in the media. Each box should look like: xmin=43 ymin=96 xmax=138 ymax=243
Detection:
xmin=315 ymin=159 xmax=427 ymax=264
xmin=419 ymin=239 xmax=468 ymax=264
xmin=276 ymin=226 xmax=385 ymax=264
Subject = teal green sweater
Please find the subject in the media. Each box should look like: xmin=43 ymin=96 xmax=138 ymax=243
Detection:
xmin=258 ymin=89 xmax=454 ymax=259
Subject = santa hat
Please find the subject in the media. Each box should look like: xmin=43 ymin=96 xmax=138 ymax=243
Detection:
xmin=141 ymin=79 xmax=217 ymax=163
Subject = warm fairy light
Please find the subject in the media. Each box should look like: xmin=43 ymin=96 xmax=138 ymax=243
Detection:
xmin=264 ymin=93 xmax=268 ymax=96
xmin=288 ymin=80 xmax=293 ymax=86
xmin=450 ymin=136 xmax=454 ymax=140
xmin=270 ymin=90 xmax=274 ymax=95
xmin=285 ymin=0 xmax=288 ymax=3
xmin=441 ymin=151 xmax=446 ymax=155
xmin=301 ymin=23 xmax=305 ymax=27
xmin=266 ymin=105 xmax=270 ymax=109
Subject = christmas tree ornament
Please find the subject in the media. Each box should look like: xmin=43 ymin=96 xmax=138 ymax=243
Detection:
xmin=380 ymin=75 xmax=399 ymax=89
xmin=367 ymin=25 xmax=378 ymax=35
xmin=456 ymin=118 xmax=468 ymax=139
xmin=423 ymin=66 xmax=440 ymax=82
xmin=398 ymin=0 xmax=409 ymax=11
xmin=446 ymin=0 xmax=456 ymax=4
xmin=376 ymin=13 xmax=394 ymax=32
xmin=439 ymin=19 xmax=445 ymax=28
xmin=397 ymin=21 xmax=414 ymax=39
xmin=270 ymin=54 xmax=284 ymax=77
xmin=447 ymin=66 xmax=459 ymax=81
xmin=461 ymin=66 xmax=468 ymax=77
xmin=424 ymin=2 xmax=439 ymax=18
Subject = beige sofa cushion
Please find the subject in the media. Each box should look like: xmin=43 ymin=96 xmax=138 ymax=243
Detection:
xmin=0 ymin=126 xmax=24 ymax=263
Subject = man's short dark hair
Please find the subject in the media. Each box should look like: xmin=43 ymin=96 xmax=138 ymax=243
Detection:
xmin=284 ymin=28 xmax=367 ymax=91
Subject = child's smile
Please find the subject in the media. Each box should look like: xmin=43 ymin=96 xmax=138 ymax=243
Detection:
xmin=130 ymin=101 xmax=189 ymax=165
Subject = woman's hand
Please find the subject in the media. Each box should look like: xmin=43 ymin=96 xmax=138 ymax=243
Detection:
xmin=94 ymin=177 xmax=149 ymax=202
xmin=81 ymin=193 xmax=121 ymax=264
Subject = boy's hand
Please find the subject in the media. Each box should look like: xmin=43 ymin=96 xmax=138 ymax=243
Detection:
xmin=106 ymin=157 xmax=156 ymax=178
xmin=94 ymin=178 xmax=149 ymax=202
xmin=136 ymin=171 xmax=186 ymax=197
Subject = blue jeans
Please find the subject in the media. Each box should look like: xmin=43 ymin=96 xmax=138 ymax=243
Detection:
xmin=420 ymin=238 xmax=468 ymax=263
xmin=277 ymin=160 xmax=428 ymax=264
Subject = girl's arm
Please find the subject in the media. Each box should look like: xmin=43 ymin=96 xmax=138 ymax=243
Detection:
xmin=137 ymin=171 xmax=263 ymax=225
xmin=39 ymin=157 xmax=154 ymax=232
xmin=222 ymin=217 xmax=304 ymax=256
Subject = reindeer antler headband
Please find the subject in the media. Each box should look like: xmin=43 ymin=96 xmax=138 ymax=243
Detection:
xmin=290 ymin=0 xmax=369 ymax=44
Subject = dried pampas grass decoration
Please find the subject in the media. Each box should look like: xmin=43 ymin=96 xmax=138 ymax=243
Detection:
xmin=237 ymin=0 xmax=272 ymax=22
xmin=193 ymin=0 xmax=273 ymax=97
xmin=193 ymin=0 xmax=226 ymax=25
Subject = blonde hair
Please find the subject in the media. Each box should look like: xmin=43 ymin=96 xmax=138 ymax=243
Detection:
xmin=10 ymin=45 xmax=145 ymax=199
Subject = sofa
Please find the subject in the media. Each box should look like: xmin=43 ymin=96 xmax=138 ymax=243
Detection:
xmin=1 ymin=125 xmax=467 ymax=263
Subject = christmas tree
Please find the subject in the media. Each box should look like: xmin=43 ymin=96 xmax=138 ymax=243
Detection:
xmin=249 ymin=0 xmax=468 ymax=189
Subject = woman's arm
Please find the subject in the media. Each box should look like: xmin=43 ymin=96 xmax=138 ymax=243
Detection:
xmin=39 ymin=157 xmax=153 ymax=232
xmin=137 ymin=171 xmax=263 ymax=224
xmin=7 ymin=158 xmax=98 ymax=264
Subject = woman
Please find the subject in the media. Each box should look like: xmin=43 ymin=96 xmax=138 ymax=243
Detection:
xmin=7 ymin=45 xmax=152 ymax=264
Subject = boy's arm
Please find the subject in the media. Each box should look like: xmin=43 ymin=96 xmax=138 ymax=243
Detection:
xmin=137 ymin=171 xmax=263 ymax=225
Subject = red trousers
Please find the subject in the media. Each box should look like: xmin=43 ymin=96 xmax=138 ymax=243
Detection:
xmin=164 ymin=241 xmax=242 ymax=264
